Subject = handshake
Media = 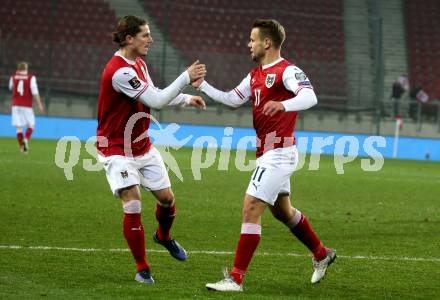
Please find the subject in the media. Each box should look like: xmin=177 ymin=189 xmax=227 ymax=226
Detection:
xmin=185 ymin=60 xmax=208 ymax=109
xmin=187 ymin=60 xmax=206 ymax=89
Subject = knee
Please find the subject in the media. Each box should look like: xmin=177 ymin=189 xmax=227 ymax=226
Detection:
xmin=157 ymin=190 xmax=175 ymax=206
xmin=242 ymin=204 xmax=259 ymax=223
xmin=242 ymin=205 xmax=253 ymax=219
xmin=272 ymin=208 xmax=294 ymax=223
xmin=119 ymin=185 xmax=141 ymax=202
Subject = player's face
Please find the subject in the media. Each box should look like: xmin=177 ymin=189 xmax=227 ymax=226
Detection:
xmin=132 ymin=25 xmax=153 ymax=57
xmin=248 ymin=28 xmax=265 ymax=63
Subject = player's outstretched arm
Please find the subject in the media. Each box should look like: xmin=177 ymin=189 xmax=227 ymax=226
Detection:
xmin=194 ymin=75 xmax=251 ymax=108
xmin=137 ymin=61 xmax=206 ymax=109
xmin=186 ymin=95 xmax=206 ymax=109
xmin=167 ymin=94 xmax=207 ymax=109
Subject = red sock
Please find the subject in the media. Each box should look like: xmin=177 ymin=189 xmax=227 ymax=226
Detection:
xmin=25 ymin=128 xmax=33 ymax=140
xmin=123 ymin=213 xmax=149 ymax=272
xmin=155 ymin=203 xmax=176 ymax=241
xmin=17 ymin=132 xmax=24 ymax=147
xmin=230 ymin=223 xmax=261 ymax=285
xmin=290 ymin=214 xmax=326 ymax=261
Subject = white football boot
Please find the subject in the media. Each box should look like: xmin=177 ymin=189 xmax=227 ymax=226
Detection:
xmin=311 ymin=248 xmax=337 ymax=283
xmin=206 ymin=268 xmax=243 ymax=292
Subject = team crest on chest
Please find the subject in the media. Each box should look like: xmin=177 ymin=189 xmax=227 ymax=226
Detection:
xmin=265 ymin=74 xmax=276 ymax=88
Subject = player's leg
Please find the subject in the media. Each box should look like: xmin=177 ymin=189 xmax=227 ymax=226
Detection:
xmin=270 ymin=195 xmax=327 ymax=259
xmin=138 ymin=147 xmax=187 ymax=261
xmin=15 ymin=126 xmax=25 ymax=152
xmin=23 ymin=108 xmax=35 ymax=152
xmin=271 ymin=195 xmax=336 ymax=283
xmin=230 ymin=194 xmax=267 ymax=284
xmin=207 ymin=147 xmax=297 ymax=291
xmin=150 ymin=187 xmax=187 ymax=261
xmin=206 ymin=194 xmax=266 ymax=292
xmin=25 ymin=126 xmax=33 ymax=141
xmin=12 ymin=107 xmax=25 ymax=152
xmin=120 ymin=185 xmax=153 ymax=284
xmin=98 ymin=154 xmax=153 ymax=284
xmin=151 ymin=188 xmax=175 ymax=241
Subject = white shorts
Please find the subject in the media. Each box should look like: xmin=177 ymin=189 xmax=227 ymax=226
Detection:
xmin=11 ymin=106 xmax=35 ymax=128
xmin=246 ymin=146 xmax=298 ymax=205
xmin=98 ymin=147 xmax=171 ymax=197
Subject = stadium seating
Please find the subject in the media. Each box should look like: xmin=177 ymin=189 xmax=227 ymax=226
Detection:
xmin=404 ymin=0 xmax=440 ymax=101
xmin=143 ymin=0 xmax=346 ymax=103
xmin=0 ymin=0 xmax=117 ymax=93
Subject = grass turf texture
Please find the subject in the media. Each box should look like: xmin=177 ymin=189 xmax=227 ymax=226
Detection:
xmin=0 ymin=137 xmax=439 ymax=299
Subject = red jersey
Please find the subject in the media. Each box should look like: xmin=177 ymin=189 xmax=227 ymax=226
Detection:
xmin=249 ymin=59 xmax=298 ymax=157
xmin=97 ymin=54 xmax=152 ymax=157
xmin=11 ymin=72 xmax=34 ymax=107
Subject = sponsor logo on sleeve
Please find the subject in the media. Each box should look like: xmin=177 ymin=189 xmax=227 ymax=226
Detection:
xmin=295 ymin=72 xmax=308 ymax=81
xmin=128 ymin=77 xmax=141 ymax=89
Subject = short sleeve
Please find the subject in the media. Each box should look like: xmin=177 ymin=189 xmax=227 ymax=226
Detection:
xmin=30 ymin=76 xmax=39 ymax=95
xmin=112 ymin=67 xmax=148 ymax=99
xmin=282 ymin=66 xmax=313 ymax=95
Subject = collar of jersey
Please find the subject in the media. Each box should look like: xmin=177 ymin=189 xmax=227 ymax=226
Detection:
xmin=262 ymin=57 xmax=284 ymax=70
xmin=115 ymin=51 xmax=136 ymax=65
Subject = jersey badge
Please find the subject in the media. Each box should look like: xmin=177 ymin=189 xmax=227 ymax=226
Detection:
xmin=128 ymin=77 xmax=141 ymax=89
xmin=295 ymin=72 xmax=308 ymax=81
xmin=265 ymin=74 xmax=276 ymax=88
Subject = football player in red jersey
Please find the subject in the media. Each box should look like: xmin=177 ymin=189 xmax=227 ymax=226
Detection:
xmin=195 ymin=19 xmax=336 ymax=291
xmin=96 ymin=15 xmax=206 ymax=284
xmin=9 ymin=62 xmax=44 ymax=153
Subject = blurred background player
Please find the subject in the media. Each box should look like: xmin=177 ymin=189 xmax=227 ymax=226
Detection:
xmin=196 ymin=19 xmax=336 ymax=292
xmin=96 ymin=15 xmax=206 ymax=284
xmin=9 ymin=61 xmax=44 ymax=153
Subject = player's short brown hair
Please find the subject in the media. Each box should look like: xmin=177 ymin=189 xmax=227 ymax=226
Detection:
xmin=252 ymin=19 xmax=286 ymax=49
xmin=17 ymin=62 xmax=28 ymax=71
xmin=112 ymin=15 xmax=147 ymax=47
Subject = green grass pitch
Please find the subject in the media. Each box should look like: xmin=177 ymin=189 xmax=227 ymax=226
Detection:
xmin=0 ymin=137 xmax=439 ymax=299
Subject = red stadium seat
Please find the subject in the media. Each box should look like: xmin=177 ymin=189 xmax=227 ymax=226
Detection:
xmin=142 ymin=0 xmax=346 ymax=100
xmin=0 ymin=0 xmax=117 ymax=94
xmin=404 ymin=0 xmax=440 ymax=99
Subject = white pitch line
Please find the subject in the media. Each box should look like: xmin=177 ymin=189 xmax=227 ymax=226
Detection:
xmin=1 ymin=245 xmax=439 ymax=263
xmin=1 ymin=159 xmax=440 ymax=184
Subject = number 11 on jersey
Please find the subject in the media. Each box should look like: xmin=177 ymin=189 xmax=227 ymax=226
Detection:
xmin=254 ymin=89 xmax=261 ymax=106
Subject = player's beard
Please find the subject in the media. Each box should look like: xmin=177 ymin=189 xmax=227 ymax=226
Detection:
xmin=252 ymin=51 xmax=264 ymax=63
xmin=251 ymin=46 xmax=265 ymax=63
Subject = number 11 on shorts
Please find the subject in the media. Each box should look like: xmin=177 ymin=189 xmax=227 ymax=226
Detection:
xmin=252 ymin=166 xmax=267 ymax=183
